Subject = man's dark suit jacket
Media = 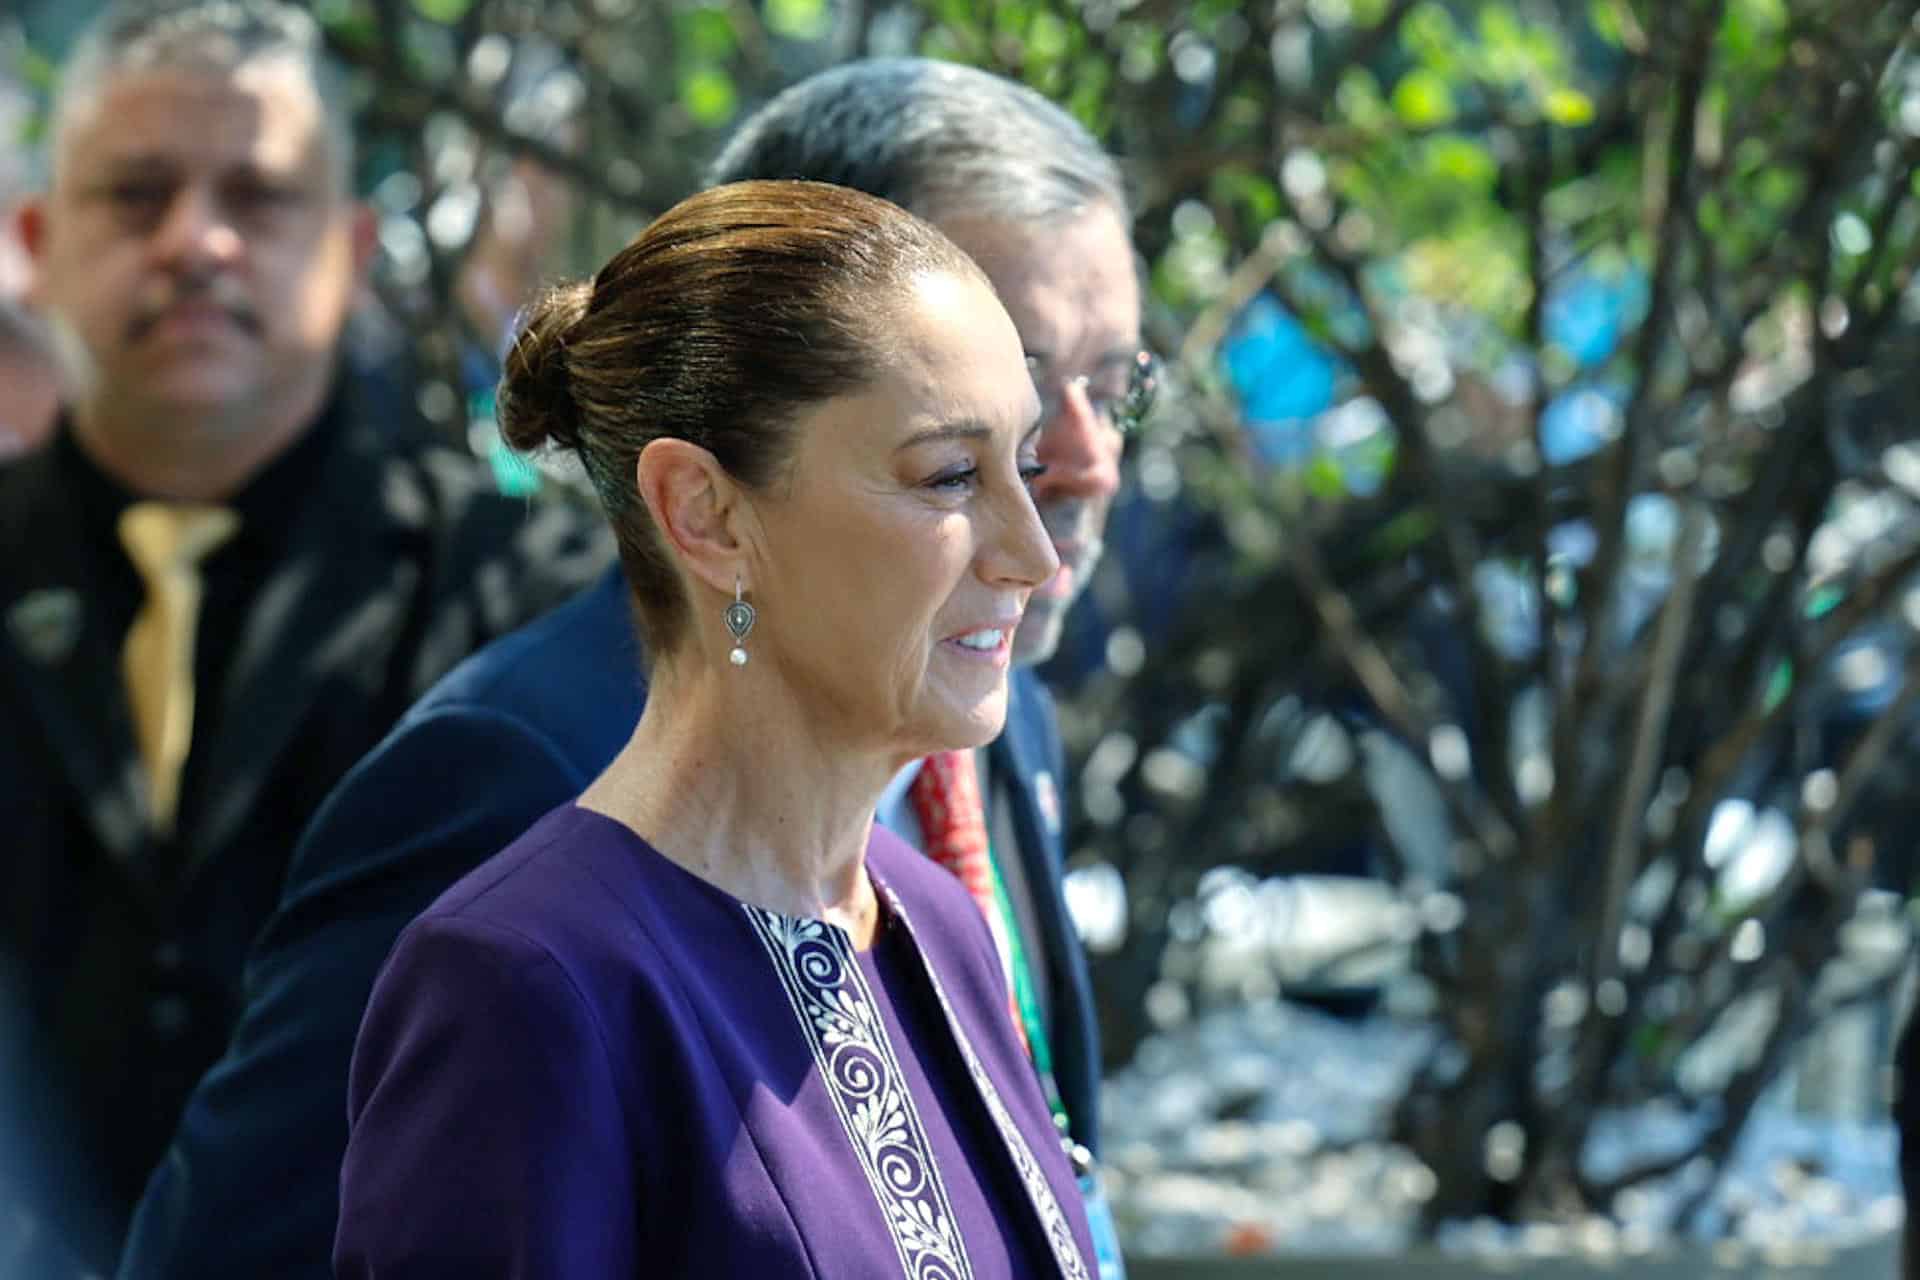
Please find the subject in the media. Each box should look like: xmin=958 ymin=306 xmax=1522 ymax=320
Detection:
xmin=117 ymin=565 xmax=1102 ymax=1279
xmin=0 ymin=395 xmax=608 ymax=1277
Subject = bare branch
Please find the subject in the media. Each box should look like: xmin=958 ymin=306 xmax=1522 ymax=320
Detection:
xmin=1283 ymin=529 xmax=1521 ymax=862
xmin=1548 ymin=0 xmax=1725 ymax=880
xmin=327 ymin=27 xmax=652 ymax=213
xmin=1589 ymin=501 xmax=1712 ymax=992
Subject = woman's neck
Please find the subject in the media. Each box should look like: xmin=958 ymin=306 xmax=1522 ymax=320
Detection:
xmin=578 ymin=660 xmax=901 ymax=949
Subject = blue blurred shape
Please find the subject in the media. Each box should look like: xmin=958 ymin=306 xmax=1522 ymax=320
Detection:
xmin=1544 ymin=268 xmax=1647 ymax=368
xmin=1540 ymin=384 xmax=1623 ymax=464
xmin=1223 ymin=293 xmax=1340 ymax=464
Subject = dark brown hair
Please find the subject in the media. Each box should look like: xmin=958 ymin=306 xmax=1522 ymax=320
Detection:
xmin=498 ymin=179 xmax=988 ymax=657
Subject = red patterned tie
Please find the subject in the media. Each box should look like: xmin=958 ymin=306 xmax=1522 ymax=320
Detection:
xmin=907 ymin=751 xmax=1029 ymax=1052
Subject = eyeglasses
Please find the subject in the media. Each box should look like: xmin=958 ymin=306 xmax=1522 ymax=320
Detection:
xmin=1030 ymin=348 xmax=1161 ymax=437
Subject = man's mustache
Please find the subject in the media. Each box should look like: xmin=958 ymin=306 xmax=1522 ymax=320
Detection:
xmin=127 ymin=273 xmax=263 ymax=341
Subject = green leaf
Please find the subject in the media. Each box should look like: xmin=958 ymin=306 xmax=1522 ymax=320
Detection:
xmin=1763 ymin=660 xmax=1793 ymax=711
xmin=765 ymin=0 xmax=832 ymax=40
xmin=1478 ymin=4 xmax=1525 ymax=56
xmin=1401 ymin=2 xmax=1461 ymax=64
xmin=676 ymin=7 xmax=738 ymax=61
xmin=1028 ymin=11 xmax=1072 ymax=62
xmin=679 ymin=67 xmax=738 ymax=127
xmin=1335 ymin=67 xmax=1391 ymax=131
xmin=1588 ymin=0 xmax=1625 ymax=46
xmin=1210 ymin=170 xmax=1281 ymax=227
xmin=410 ymin=0 xmax=471 ymax=22
xmin=1724 ymin=0 xmax=1788 ymax=57
xmin=1304 ymin=455 xmax=1345 ymax=499
xmin=1365 ymin=509 xmax=1437 ymax=558
xmin=1424 ymin=135 xmax=1497 ymax=187
xmin=1391 ymin=69 xmax=1456 ymax=127
xmin=1543 ymin=87 xmax=1595 ymax=127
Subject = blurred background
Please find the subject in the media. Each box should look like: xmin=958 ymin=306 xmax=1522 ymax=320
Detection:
xmin=8 ymin=0 xmax=1920 ymax=1272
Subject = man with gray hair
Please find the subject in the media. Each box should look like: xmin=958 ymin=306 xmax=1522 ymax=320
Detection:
xmin=0 ymin=3 xmax=605 ymax=1270
xmin=121 ymin=56 xmax=1150 ymax=1278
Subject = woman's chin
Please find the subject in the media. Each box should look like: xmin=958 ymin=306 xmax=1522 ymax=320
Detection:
xmin=914 ymin=699 xmax=1008 ymax=755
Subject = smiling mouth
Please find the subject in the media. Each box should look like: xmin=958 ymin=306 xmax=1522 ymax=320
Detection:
xmin=954 ymin=627 xmax=1007 ymax=651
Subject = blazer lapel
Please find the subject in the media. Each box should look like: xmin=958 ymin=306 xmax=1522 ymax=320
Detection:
xmin=184 ymin=419 xmax=426 ymax=877
xmin=988 ymin=670 xmax=1102 ymax=1155
xmin=0 ymin=450 xmax=152 ymax=875
xmin=989 ymin=673 xmax=1067 ymax=879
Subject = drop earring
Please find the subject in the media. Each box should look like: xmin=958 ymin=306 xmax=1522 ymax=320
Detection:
xmin=724 ymin=576 xmax=756 ymax=667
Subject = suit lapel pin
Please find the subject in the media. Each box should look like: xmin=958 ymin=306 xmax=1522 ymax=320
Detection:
xmin=7 ymin=587 xmax=82 ymax=666
xmin=1034 ymin=770 xmax=1061 ymax=835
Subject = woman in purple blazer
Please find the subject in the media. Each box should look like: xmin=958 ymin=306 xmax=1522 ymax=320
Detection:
xmin=333 ymin=180 xmax=1098 ymax=1279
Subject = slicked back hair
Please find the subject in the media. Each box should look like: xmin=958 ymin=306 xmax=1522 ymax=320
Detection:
xmin=706 ymin=58 xmax=1127 ymax=229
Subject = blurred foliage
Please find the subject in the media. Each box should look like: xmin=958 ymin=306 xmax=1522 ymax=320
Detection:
xmin=11 ymin=0 xmax=1920 ymax=1242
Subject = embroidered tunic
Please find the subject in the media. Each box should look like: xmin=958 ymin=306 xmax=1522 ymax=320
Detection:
xmin=335 ymin=804 xmax=1098 ymax=1278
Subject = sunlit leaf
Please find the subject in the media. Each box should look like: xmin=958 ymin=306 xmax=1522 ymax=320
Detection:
xmin=411 ymin=0 xmax=471 ymax=22
xmin=1391 ymin=69 xmax=1457 ymax=128
xmin=1029 ymin=11 xmax=1072 ymax=62
xmin=676 ymin=7 xmax=738 ymax=61
xmin=1723 ymin=0 xmax=1789 ymax=55
xmin=1401 ymin=1 xmax=1461 ymax=65
xmin=1304 ymin=455 xmax=1345 ymax=498
xmin=1425 ymin=136 xmax=1497 ymax=187
xmin=679 ymin=67 xmax=738 ymax=127
xmin=1543 ymin=87 xmax=1596 ymax=127
xmin=1478 ymin=2 xmax=1524 ymax=50
xmin=1335 ymin=67 xmax=1391 ymax=131
xmin=1588 ymin=0 xmax=1625 ymax=46
xmin=765 ymin=0 xmax=832 ymax=41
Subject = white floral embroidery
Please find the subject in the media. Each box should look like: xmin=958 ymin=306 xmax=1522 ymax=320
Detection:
xmin=745 ymin=908 xmax=973 ymax=1280
xmin=878 ymin=887 xmax=1092 ymax=1280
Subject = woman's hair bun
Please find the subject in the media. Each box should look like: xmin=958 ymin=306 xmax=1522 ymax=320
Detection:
xmin=497 ymin=281 xmax=592 ymax=454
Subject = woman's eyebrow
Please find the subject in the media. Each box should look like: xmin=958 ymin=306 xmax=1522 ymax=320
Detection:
xmin=895 ymin=420 xmax=993 ymax=451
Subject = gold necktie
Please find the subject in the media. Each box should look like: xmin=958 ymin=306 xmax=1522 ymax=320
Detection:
xmin=118 ymin=501 xmax=240 ymax=836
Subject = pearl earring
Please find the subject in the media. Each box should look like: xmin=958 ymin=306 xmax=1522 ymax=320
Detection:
xmin=724 ymin=576 xmax=756 ymax=667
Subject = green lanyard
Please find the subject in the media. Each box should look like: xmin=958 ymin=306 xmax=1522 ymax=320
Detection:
xmin=986 ymin=839 xmax=1075 ymax=1144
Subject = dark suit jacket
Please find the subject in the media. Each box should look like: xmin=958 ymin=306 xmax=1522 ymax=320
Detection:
xmin=0 ymin=394 xmax=609 ymax=1275
xmin=119 ymin=566 xmax=1102 ymax=1280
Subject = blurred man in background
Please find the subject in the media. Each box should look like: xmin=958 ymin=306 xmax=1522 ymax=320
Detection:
xmin=0 ymin=2 xmax=605 ymax=1270
xmin=122 ymin=55 xmax=1148 ymax=1279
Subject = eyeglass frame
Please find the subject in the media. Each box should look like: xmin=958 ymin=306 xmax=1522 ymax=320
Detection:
xmin=1028 ymin=348 xmax=1161 ymax=437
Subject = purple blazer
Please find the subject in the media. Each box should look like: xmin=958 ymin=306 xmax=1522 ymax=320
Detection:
xmin=335 ymin=805 xmax=1097 ymax=1278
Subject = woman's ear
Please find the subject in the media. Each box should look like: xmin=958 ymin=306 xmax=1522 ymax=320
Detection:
xmin=635 ymin=438 xmax=749 ymax=595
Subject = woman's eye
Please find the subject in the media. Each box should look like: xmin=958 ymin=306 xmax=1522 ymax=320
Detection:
xmin=927 ymin=466 xmax=978 ymax=492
